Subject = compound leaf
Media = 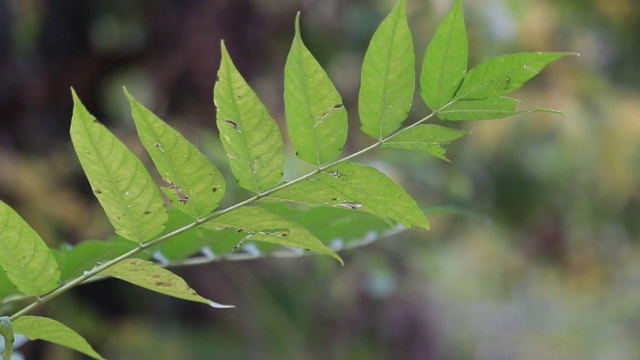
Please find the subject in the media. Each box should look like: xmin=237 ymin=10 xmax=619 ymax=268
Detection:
xmin=12 ymin=316 xmax=104 ymax=360
xmin=420 ymin=0 xmax=467 ymax=110
xmin=437 ymin=96 xmax=565 ymax=120
xmin=202 ymin=206 xmax=343 ymax=264
xmin=359 ymin=0 xmax=414 ymax=139
xmin=455 ymin=52 xmax=576 ymax=100
xmin=214 ymin=42 xmax=286 ymax=193
xmin=70 ymin=90 xmax=168 ymax=243
xmin=101 ymin=259 xmax=234 ymax=308
xmin=383 ymin=124 xmax=469 ymax=161
xmin=0 ymin=200 xmax=60 ymax=296
xmin=126 ymin=89 xmax=225 ymax=219
xmin=266 ymin=162 xmax=429 ymax=229
xmin=285 ymin=13 xmax=348 ymax=166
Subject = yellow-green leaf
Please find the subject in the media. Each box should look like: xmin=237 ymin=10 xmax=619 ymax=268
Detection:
xmin=284 ymin=13 xmax=348 ymax=166
xmin=202 ymin=206 xmax=343 ymax=264
xmin=359 ymin=0 xmax=414 ymax=139
xmin=125 ymin=89 xmax=226 ymax=219
xmin=0 ymin=200 xmax=60 ymax=296
xmin=101 ymin=259 xmax=234 ymax=308
xmin=70 ymin=89 xmax=168 ymax=242
xmin=214 ymin=42 xmax=285 ymax=193
xmin=383 ymin=124 xmax=469 ymax=161
xmin=12 ymin=316 xmax=104 ymax=360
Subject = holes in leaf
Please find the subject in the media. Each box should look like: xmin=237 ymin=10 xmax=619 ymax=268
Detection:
xmin=312 ymin=104 xmax=344 ymax=128
xmin=164 ymin=179 xmax=189 ymax=204
xmin=334 ymin=202 xmax=362 ymax=210
xmin=154 ymin=143 xmax=165 ymax=152
xmin=221 ymin=118 xmax=241 ymax=132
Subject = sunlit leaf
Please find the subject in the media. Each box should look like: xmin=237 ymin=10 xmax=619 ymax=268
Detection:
xmin=266 ymin=162 xmax=429 ymax=229
xmin=70 ymin=89 xmax=168 ymax=243
xmin=214 ymin=42 xmax=286 ymax=193
xmin=285 ymin=13 xmax=348 ymax=165
xmin=359 ymin=0 xmax=414 ymax=139
xmin=420 ymin=0 xmax=467 ymax=110
xmin=0 ymin=200 xmax=60 ymax=296
xmin=201 ymin=206 xmax=343 ymax=264
xmin=455 ymin=52 xmax=576 ymax=100
xmin=101 ymin=259 xmax=234 ymax=308
xmin=383 ymin=124 xmax=469 ymax=161
xmin=13 ymin=316 xmax=104 ymax=359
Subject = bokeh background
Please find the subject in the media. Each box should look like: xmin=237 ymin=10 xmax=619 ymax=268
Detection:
xmin=1 ymin=0 xmax=639 ymax=359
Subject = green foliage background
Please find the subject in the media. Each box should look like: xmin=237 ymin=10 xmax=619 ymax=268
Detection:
xmin=0 ymin=0 xmax=638 ymax=359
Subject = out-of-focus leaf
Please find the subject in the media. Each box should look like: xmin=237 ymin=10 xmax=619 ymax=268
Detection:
xmin=0 ymin=316 xmax=13 ymax=360
xmin=285 ymin=13 xmax=348 ymax=165
xmin=126 ymin=89 xmax=225 ymax=219
xmin=359 ymin=0 xmax=414 ymax=139
xmin=0 ymin=200 xmax=60 ymax=296
xmin=214 ymin=42 xmax=285 ymax=193
xmin=13 ymin=316 xmax=105 ymax=359
xmin=70 ymin=89 xmax=168 ymax=243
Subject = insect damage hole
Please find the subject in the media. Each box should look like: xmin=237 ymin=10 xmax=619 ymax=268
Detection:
xmin=164 ymin=179 xmax=189 ymax=204
xmin=312 ymin=104 xmax=344 ymax=128
xmin=221 ymin=118 xmax=241 ymax=132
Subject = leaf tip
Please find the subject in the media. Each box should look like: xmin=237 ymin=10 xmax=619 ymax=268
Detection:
xmin=209 ymin=301 xmax=235 ymax=309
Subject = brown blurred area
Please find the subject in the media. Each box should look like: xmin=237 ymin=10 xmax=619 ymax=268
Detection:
xmin=1 ymin=0 xmax=640 ymax=359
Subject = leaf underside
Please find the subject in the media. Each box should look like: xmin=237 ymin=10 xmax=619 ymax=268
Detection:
xmin=383 ymin=124 xmax=469 ymax=161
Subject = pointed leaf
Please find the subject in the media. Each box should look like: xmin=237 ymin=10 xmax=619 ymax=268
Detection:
xmin=125 ymin=89 xmax=225 ymax=218
xmin=70 ymin=90 xmax=168 ymax=242
xmin=0 ymin=317 xmax=13 ymax=360
xmin=455 ymin=52 xmax=576 ymax=100
xmin=214 ymin=42 xmax=285 ymax=192
xmin=101 ymin=259 xmax=234 ymax=308
xmin=12 ymin=316 xmax=104 ymax=360
xmin=420 ymin=0 xmax=467 ymax=110
xmin=383 ymin=124 xmax=469 ymax=161
xmin=0 ymin=200 xmax=60 ymax=295
xmin=438 ymin=97 xmax=566 ymax=120
xmin=267 ymin=162 xmax=429 ymax=229
xmin=359 ymin=0 xmax=414 ymax=139
xmin=202 ymin=206 xmax=343 ymax=264
xmin=284 ymin=13 xmax=348 ymax=165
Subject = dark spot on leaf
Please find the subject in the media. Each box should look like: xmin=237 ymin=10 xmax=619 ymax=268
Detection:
xmin=155 ymin=281 xmax=173 ymax=287
xmin=144 ymin=211 xmax=151 ymax=215
xmin=221 ymin=118 xmax=240 ymax=132
xmin=212 ymin=187 xmax=218 ymax=192
xmin=94 ymin=189 xmax=102 ymax=194
xmin=333 ymin=104 xmax=344 ymax=110
xmin=236 ymin=228 xmax=244 ymax=233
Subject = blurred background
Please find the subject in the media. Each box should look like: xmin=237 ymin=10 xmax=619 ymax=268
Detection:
xmin=1 ymin=0 xmax=639 ymax=359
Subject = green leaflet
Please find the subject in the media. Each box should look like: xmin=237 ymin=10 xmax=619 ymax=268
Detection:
xmin=0 ymin=316 xmax=13 ymax=360
xmin=420 ymin=0 xmax=467 ymax=110
xmin=12 ymin=316 xmax=105 ymax=360
xmin=201 ymin=206 xmax=343 ymax=264
xmin=126 ymin=89 xmax=226 ymax=219
xmin=285 ymin=13 xmax=348 ymax=166
xmin=266 ymin=162 xmax=429 ymax=229
xmin=454 ymin=52 xmax=576 ymax=100
xmin=54 ymin=239 xmax=141 ymax=281
xmin=70 ymin=90 xmax=168 ymax=243
xmin=383 ymin=124 xmax=469 ymax=162
xmin=437 ymin=96 xmax=565 ymax=120
xmin=102 ymin=259 xmax=234 ymax=308
xmin=359 ymin=0 xmax=414 ymax=139
xmin=0 ymin=200 xmax=60 ymax=296
xmin=214 ymin=42 xmax=286 ymax=193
